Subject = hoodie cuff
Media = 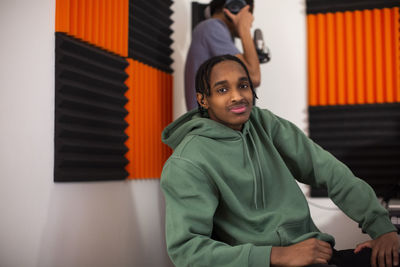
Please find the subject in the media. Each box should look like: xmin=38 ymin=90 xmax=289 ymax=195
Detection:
xmin=249 ymin=245 xmax=271 ymax=267
xmin=365 ymin=215 xmax=397 ymax=239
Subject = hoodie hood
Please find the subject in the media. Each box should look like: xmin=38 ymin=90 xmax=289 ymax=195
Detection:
xmin=162 ymin=108 xmax=249 ymax=150
xmin=162 ymin=108 xmax=264 ymax=208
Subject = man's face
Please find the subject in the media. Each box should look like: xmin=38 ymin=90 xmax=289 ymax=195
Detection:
xmin=198 ymin=60 xmax=253 ymax=131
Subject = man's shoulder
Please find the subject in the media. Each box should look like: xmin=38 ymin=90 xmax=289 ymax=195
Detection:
xmin=172 ymin=134 xmax=211 ymax=158
xmin=249 ymin=107 xmax=279 ymax=134
xmin=251 ymin=106 xmax=275 ymax=121
xmin=193 ymin=18 xmax=228 ymax=36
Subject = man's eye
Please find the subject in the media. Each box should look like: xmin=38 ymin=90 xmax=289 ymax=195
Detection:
xmin=217 ymin=88 xmax=228 ymax=93
xmin=239 ymin=83 xmax=249 ymax=89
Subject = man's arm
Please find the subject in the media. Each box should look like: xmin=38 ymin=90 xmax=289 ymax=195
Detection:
xmin=268 ymin=111 xmax=396 ymax=235
xmin=265 ymin=110 xmax=399 ymax=267
xmin=224 ymin=6 xmax=261 ymax=87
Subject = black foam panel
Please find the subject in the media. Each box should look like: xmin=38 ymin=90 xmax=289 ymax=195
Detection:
xmin=307 ymin=0 xmax=400 ymax=14
xmin=129 ymin=0 xmax=174 ymax=73
xmin=55 ymin=32 xmax=129 ymax=182
xmin=309 ymin=103 xmax=400 ymax=199
xmin=192 ymin=2 xmax=207 ymax=32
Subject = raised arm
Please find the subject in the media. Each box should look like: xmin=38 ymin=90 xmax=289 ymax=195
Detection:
xmin=224 ymin=6 xmax=261 ymax=87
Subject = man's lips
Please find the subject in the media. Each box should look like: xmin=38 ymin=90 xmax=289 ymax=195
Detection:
xmin=229 ymin=104 xmax=248 ymax=114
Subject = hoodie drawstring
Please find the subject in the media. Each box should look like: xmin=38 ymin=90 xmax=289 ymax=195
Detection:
xmin=240 ymin=131 xmax=265 ymax=209
xmin=248 ymin=133 xmax=266 ymax=208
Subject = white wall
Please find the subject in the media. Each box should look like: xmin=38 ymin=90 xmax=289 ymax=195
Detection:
xmin=172 ymin=0 xmax=371 ymax=250
xmin=0 ymin=1 xmax=173 ymax=266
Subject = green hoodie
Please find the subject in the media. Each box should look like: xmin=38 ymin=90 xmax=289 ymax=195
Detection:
xmin=160 ymin=107 xmax=395 ymax=267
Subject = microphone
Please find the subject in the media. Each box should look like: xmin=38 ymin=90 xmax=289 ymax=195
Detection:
xmin=253 ymin=28 xmax=271 ymax=64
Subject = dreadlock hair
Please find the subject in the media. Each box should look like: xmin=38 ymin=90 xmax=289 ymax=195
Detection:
xmin=195 ymin=54 xmax=258 ymax=117
xmin=209 ymin=0 xmax=254 ymax=16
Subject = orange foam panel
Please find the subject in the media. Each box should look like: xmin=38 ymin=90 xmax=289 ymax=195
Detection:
xmin=124 ymin=59 xmax=173 ymax=179
xmin=307 ymin=7 xmax=400 ymax=106
xmin=56 ymin=0 xmax=128 ymax=57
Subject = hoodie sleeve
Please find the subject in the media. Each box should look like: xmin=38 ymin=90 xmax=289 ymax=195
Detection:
xmin=267 ymin=111 xmax=396 ymax=239
xmin=160 ymin=156 xmax=271 ymax=267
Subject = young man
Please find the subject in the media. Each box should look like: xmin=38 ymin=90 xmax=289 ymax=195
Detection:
xmin=184 ymin=0 xmax=261 ymax=111
xmin=161 ymin=55 xmax=399 ymax=267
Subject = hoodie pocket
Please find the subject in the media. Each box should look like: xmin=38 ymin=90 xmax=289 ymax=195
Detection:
xmin=276 ymin=219 xmax=310 ymax=246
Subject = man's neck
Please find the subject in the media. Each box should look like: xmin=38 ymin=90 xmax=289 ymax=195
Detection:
xmin=211 ymin=12 xmax=235 ymax=37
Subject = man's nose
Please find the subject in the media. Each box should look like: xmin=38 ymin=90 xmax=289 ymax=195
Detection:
xmin=230 ymin=88 xmax=243 ymax=102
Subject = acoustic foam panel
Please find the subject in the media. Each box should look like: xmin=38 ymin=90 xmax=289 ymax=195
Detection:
xmin=307 ymin=7 xmax=400 ymax=106
xmin=55 ymin=0 xmax=174 ymax=181
xmin=124 ymin=59 xmax=173 ymax=179
xmin=129 ymin=0 xmax=174 ymax=73
xmin=192 ymin=2 xmax=208 ymax=31
xmin=55 ymin=32 xmax=129 ymax=182
xmin=56 ymin=0 xmax=129 ymax=57
xmin=309 ymin=104 xmax=400 ymax=199
xmin=307 ymin=2 xmax=400 ymax=197
xmin=307 ymin=0 xmax=400 ymax=14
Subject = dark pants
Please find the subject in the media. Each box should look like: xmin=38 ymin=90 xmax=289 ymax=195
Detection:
xmin=308 ymin=248 xmax=399 ymax=267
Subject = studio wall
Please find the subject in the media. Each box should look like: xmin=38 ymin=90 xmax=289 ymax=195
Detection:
xmin=306 ymin=0 xmax=400 ymax=198
xmin=55 ymin=0 xmax=174 ymax=181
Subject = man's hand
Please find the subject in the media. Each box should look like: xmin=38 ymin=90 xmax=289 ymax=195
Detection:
xmin=223 ymin=5 xmax=261 ymax=87
xmin=223 ymin=5 xmax=254 ymax=38
xmin=270 ymin=238 xmax=333 ymax=267
xmin=354 ymin=232 xmax=399 ymax=267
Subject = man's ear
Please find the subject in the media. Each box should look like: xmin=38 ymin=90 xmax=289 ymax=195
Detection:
xmin=196 ymin=93 xmax=208 ymax=109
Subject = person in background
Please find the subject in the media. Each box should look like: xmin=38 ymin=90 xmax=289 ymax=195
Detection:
xmin=161 ymin=54 xmax=399 ymax=267
xmin=184 ymin=0 xmax=261 ymax=111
